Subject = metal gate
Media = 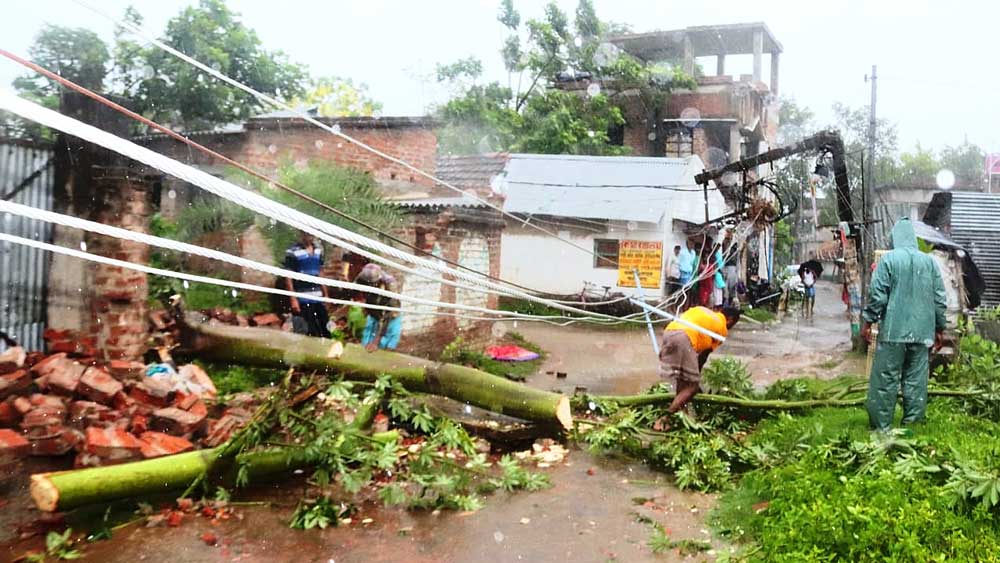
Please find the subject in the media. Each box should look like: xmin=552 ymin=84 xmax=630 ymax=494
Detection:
xmin=0 ymin=140 xmax=54 ymax=351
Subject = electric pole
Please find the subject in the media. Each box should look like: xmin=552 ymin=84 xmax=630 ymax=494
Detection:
xmin=862 ymin=65 xmax=877 ymax=295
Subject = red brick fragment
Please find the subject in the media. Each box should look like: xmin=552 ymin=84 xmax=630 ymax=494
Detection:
xmin=30 ymin=428 xmax=81 ymax=456
xmin=77 ymin=368 xmax=123 ymax=405
xmin=203 ymin=411 xmax=251 ymax=447
xmin=252 ymin=313 xmax=281 ymax=327
xmin=0 ymin=428 xmax=31 ymax=457
xmin=200 ymin=532 xmax=218 ymax=546
xmin=42 ymin=329 xmax=71 ymax=341
xmin=151 ymin=407 xmax=206 ymax=436
xmin=20 ymin=406 xmax=66 ymax=431
xmin=0 ymin=370 xmax=32 ymax=399
xmin=139 ymin=431 xmax=194 ymax=458
xmin=68 ymin=401 xmax=111 ymax=428
xmin=12 ymin=396 xmax=32 ymax=415
xmin=85 ymin=426 xmax=143 ymax=460
xmin=30 ymin=353 xmax=67 ymax=378
xmin=129 ymin=378 xmax=175 ymax=408
xmin=0 ymin=401 xmax=19 ymax=427
xmin=108 ymin=360 xmax=146 ymax=380
xmin=177 ymin=364 xmax=217 ymax=398
xmin=131 ymin=413 xmax=149 ymax=434
xmin=0 ymin=347 xmax=26 ymax=374
xmin=38 ymin=361 xmax=86 ymax=396
xmin=24 ymin=351 xmax=44 ymax=368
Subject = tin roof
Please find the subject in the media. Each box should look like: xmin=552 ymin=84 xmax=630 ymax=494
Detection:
xmin=499 ymin=153 xmax=727 ymax=224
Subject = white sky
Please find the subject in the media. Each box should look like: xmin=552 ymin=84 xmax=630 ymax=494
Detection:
xmin=2 ymin=0 xmax=998 ymax=153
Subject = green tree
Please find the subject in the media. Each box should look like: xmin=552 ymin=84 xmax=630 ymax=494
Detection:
xmin=436 ymin=0 xmax=693 ymax=156
xmin=894 ymin=143 xmax=939 ymax=186
xmin=940 ymin=141 xmax=986 ymax=190
xmin=288 ymin=76 xmax=382 ymax=118
xmin=120 ymin=0 xmax=308 ymax=128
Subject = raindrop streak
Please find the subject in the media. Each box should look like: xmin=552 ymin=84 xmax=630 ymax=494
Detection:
xmin=586 ymin=83 xmax=601 ymax=97
xmin=936 ymin=169 xmax=956 ymax=190
xmin=680 ymin=107 xmax=701 ymax=128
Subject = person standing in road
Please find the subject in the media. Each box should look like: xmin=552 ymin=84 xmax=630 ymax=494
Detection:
xmin=652 ymin=305 xmax=742 ymax=430
xmin=665 ymin=245 xmax=682 ymax=296
xmin=284 ymin=231 xmax=331 ymax=338
xmin=860 ymin=218 xmax=946 ymax=432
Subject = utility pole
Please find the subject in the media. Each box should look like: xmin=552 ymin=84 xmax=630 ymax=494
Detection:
xmin=863 ymin=65 xmax=878 ymax=296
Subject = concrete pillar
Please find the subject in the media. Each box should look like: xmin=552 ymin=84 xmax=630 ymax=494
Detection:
xmin=729 ymin=124 xmax=743 ymax=163
xmin=752 ymin=30 xmax=763 ymax=83
xmin=770 ymin=52 xmax=780 ymax=94
xmin=716 ymin=54 xmax=726 ymax=76
xmin=682 ymin=35 xmax=694 ymax=76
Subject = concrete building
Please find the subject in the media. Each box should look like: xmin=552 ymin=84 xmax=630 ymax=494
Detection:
xmin=558 ymin=23 xmax=781 ymax=166
xmin=497 ymin=154 xmax=728 ymax=297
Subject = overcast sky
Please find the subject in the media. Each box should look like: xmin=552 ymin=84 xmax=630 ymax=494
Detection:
xmin=3 ymin=0 xmax=998 ymax=155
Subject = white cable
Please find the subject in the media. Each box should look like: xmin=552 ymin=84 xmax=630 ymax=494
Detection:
xmin=73 ymin=0 xmax=624 ymax=268
xmin=0 ymin=89 xmax=628 ymax=324
xmin=0 ymin=232 xmax=641 ymax=328
xmin=0 ymin=199 xmax=643 ymax=325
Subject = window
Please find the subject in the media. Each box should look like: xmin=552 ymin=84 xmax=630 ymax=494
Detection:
xmin=594 ymin=239 xmax=620 ymax=269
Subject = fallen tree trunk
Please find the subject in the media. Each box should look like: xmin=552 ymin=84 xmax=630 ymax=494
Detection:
xmin=176 ymin=313 xmax=572 ymax=430
xmin=31 ymin=430 xmax=400 ymax=513
xmin=593 ymin=388 xmax=983 ymax=411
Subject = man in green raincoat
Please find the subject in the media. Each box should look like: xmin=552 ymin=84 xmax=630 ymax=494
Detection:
xmin=860 ymin=217 xmax=946 ymax=431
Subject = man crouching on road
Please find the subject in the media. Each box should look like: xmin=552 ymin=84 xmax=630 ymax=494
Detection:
xmin=653 ymin=305 xmax=741 ymax=431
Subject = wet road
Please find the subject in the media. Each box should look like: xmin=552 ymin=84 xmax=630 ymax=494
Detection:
xmin=2 ymin=282 xmax=857 ymax=563
xmin=516 ymin=280 xmax=857 ymax=395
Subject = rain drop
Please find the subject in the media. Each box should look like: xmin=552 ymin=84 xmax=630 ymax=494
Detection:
xmin=182 ymin=280 xmax=190 ymax=289
xmin=586 ymin=83 xmax=601 ymax=97
xmin=706 ymin=147 xmax=729 ymax=168
xmin=647 ymin=132 xmax=657 ymax=141
xmin=331 ymin=124 xmax=342 ymax=134
xmin=79 ymin=241 xmax=87 ymax=252
xmin=721 ymin=171 xmax=739 ymax=186
xmin=142 ymin=64 xmax=155 ymax=79
xmin=314 ymin=140 xmax=325 ymax=150
xmin=493 ymin=531 xmax=505 ymax=543
xmin=627 ymin=221 xmax=638 ymax=230
xmin=166 ymin=189 xmax=177 ymax=200
xmin=936 ymin=169 xmax=956 ymax=190
xmin=587 ymin=130 xmax=596 ymax=138
xmin=231 ymin=289 xmax=238 ymax=298
xmin=680 ymin=107 xmax=701 ymax=128
xmin=588 ymin=401 xmax=596 ymax=411
xmin=464 ymin=404 xmax=473 ymax=414
xmin=574 ymin=37 xmax=583 ymax=47
xmin=267 ymin=144 xmax=278 ymax=154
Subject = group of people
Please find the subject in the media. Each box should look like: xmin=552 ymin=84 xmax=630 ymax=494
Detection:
xmin=283 ymin=231 xmax=402 ymax=352
xmin=655 ymin=217 xmax=946 ymax=434
xmin=664 ymin=237 xmax=741 ymax=310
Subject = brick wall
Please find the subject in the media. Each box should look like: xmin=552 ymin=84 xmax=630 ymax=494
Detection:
xmin=47 ymin=168 xmax=151 ymax=361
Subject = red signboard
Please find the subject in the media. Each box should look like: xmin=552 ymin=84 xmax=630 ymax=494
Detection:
xmin=986 ymin=154 xmax=1000 ymax=175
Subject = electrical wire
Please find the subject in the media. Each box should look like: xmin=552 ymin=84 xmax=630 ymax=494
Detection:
xmin=0 ymin=47 xmax=553 ymax=298
xmin=74 ymin=0 xmax=623 ymax=269
xmin=0 ymin=89 xmax=630 ymax=324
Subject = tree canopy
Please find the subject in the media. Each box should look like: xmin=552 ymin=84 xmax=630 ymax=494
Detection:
xmin=7 ymin=0 xmax=376 ymax=137
xmin=434 ymin=0 xmax=694 ymax=156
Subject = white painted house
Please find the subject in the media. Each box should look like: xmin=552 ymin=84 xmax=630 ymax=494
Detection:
xmin=497 ymin=154 xmax=729 ymax=298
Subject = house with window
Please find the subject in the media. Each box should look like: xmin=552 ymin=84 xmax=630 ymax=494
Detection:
xmin=497 ymin=153 xmax=729 ymax=297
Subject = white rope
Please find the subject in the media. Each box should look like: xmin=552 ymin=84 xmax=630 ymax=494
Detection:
xmin=0 ymin=89 xmax=627 ymax=324
xmin=73 ymin=0 xmax=621 ymax=268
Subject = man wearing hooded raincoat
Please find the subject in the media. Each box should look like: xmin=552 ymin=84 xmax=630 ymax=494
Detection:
xmin=860 ymin=218 xmax=946 ymax=431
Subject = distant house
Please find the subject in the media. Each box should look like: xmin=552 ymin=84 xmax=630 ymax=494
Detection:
xmin=496 ymin=154 xmax=728 ymax=297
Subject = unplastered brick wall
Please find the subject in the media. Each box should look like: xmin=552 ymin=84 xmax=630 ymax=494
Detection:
xmin=47 ymin=168 xmax=151 ymax=361
xmin=454 ymin=234 xmax=490 ymax=329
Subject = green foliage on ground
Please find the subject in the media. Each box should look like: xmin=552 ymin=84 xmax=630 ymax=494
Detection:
xmin=440 ymin=332 xmax=545 ymax=381
xmin=742 ymin=307 xmax=777 ymax=324
xmin=201 ymin=363 xmax=285 ymax=396
xmin=575 ymin=336 xmax=1000 ymax=561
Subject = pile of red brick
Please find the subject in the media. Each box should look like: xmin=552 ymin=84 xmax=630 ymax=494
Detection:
xmin=0 ymin=345 xmax=251 ymax=471
xmin=149 ymin=308 xmax=284 ymax=332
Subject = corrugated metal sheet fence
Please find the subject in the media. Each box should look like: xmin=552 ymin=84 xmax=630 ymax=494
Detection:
xmin=0 ymin=140 xmax=54 ymax=351
xmin=948 ymin=192 xmax=1000 ymax=309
